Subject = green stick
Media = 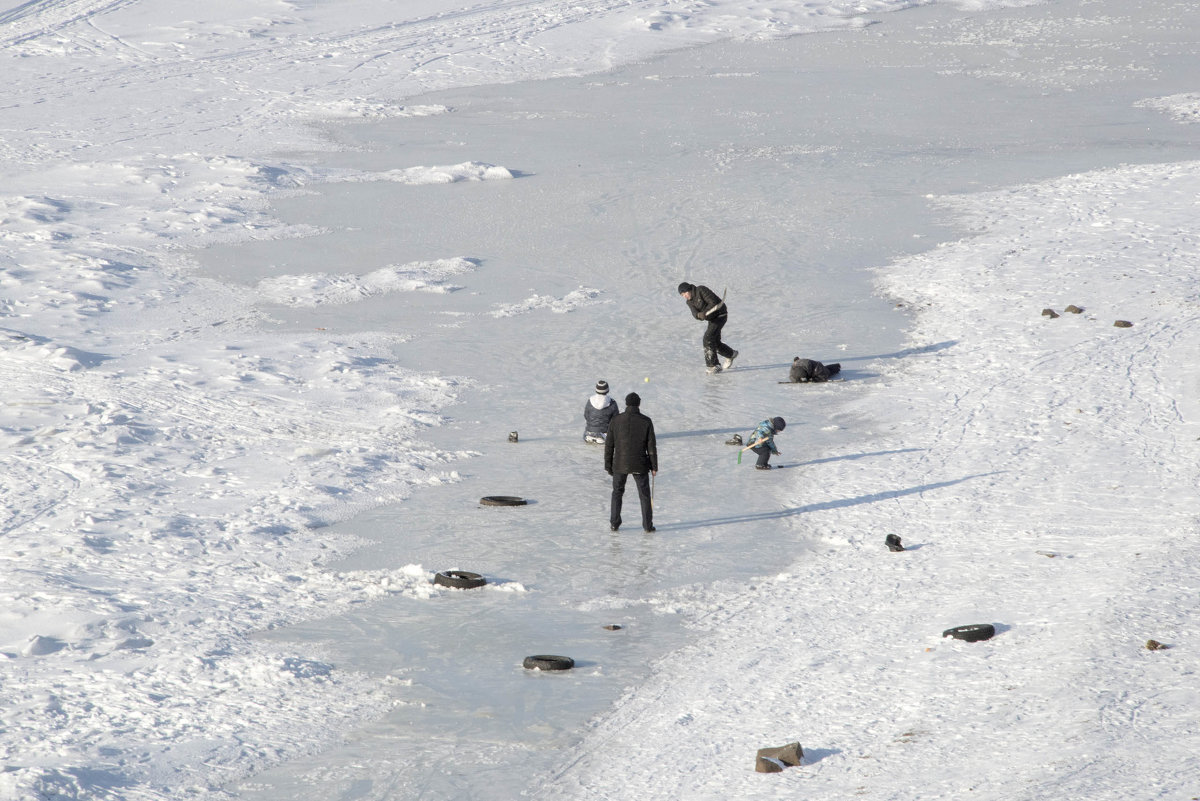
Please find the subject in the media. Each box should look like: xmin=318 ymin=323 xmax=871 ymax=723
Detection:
xmin=736 ymin=438 xmax=767 ymax=464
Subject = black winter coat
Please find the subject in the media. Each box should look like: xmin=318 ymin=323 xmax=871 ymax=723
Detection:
xmin=685 ymin=284 xmax=726 ymax=322
xmin=604 ymin=408 xmax=658 ymax=475
xmin=789 ymin=358 xmax=840 ymax=383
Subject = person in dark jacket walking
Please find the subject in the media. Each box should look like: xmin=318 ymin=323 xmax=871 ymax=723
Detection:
xmin=678 ymin=282 xmax=738 ymax=374
xmin=604 ymin=392 xmax=658 ymax=532
xmin=583 ymin=379 xmax=619 ymax=443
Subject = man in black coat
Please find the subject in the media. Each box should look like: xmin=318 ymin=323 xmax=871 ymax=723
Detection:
xmin=678 ymin=282 xmax=738 ymax=374
xmin=604 ymin=392 xmax=658 ymax=532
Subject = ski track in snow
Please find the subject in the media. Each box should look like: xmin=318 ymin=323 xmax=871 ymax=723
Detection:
xmin=3 ymin=0 xmax=1200 ymax=798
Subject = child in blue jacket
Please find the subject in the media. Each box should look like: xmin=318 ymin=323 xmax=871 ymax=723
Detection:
xmin=748 ymin=417 xmax=786 ymax=470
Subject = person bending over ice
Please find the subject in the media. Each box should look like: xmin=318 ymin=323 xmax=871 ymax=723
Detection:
xmin=747 ymin=416 xmax=786 ymax=470
xmin=788 ymin=357 xmax=840 ymax=383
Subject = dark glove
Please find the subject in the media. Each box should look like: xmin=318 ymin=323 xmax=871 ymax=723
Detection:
xmin=695 ymin=312 xmax=704 ymax=320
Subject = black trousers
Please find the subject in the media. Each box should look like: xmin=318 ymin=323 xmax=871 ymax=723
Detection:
xmin=702 ymin=316 xmax=735 ymax=366
xmin=752 ymin=445 xmax=772 ymax=467
xmin=610 ymin=472 xmax=653 ymax=531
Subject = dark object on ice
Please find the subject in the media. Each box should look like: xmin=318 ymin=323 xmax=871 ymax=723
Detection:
xmin=480 ymin=496 xmax=527 ymax=506
xmin=1041 ymin=308 xmax=1060 ymax=318
xmin=788 ymin=357 xmax=841 ymax=383
xmin=603 ymin=624 xmax=623 ymax=631
xmin=508 ymin=430 xmax=519 ymax=443
xmin=523 ymin=654 xmax=574 ymax=671
xmin=1114 ymin=320 xmax=1133 ymax=328
xmin=434 ymin=570 xmax=487 ymax=589
xmin=755 ymin=742 xmax=804 ymax=773
xmin=942 ymin=623 xmax=996 ymax=642
xmin=886 ymin=534 xmax=904 ymax=552
xmin=1145 ymin=639 xmax=1169 ymax=651
xmin=1064 ymin=304 xmax=1084 ymax=314
xmin=726 ymin=434 xmax=743 ymax=446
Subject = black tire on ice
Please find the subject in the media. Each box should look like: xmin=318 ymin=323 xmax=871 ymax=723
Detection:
xmin=480 ymin=495 xmax=528 ymax=506
xmin=434 ymin=570 xmax=487 ymax=589
xmin=942 ymin=624 xmax=996 ymax=642
xmin=523 ymin=654 xmax=574 ymax=671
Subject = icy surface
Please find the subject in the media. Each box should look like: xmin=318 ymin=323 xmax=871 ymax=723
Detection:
xmin=2 ymin=0 xmax=1200 ymax=799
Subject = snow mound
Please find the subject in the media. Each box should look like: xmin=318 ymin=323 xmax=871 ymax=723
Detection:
xmin=288 ymin=100 xmax=452 ymax=120
xmin=489 ymin=288 xmax=606 ymax=317
xmin=1136 ymin=93 xmax=1200 ymax=124
xmin=0 ymin=328 xmax=100 ymax=372
xmin=257 ymin=258 xmax=479 ymax=306
xmin=329 ymin=161 xmax=516 ymax=185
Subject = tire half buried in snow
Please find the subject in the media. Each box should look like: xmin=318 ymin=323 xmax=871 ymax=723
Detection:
xmin=434 ymin=570 xmax=487 ymax=589
xmin=942 ymin=623 xmax=996 ymax=642
xmin=480 ymin=496 xmax=527 ymax=506
xmin=523 ymin=655 xmax=574 ymax=671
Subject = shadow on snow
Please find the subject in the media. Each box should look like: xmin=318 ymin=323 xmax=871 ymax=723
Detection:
xmin=660 ymin=472 xmax=994 ymax=531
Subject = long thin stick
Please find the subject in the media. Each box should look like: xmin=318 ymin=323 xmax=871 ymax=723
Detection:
xmin=736 ymin=438 xmax=767 ymax=464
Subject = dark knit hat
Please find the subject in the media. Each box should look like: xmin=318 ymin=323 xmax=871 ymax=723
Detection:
xmin=677 ymin=282 xmax=695 ymax=295
xmin=772 ymin=416 xmax=786 ymax=431
xmin=625 ymin=392 xmax=641 ymax=407
xmin=595 ymin=380 xmax=609 ymax=394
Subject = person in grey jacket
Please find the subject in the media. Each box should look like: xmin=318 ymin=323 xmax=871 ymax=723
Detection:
xmin=604 ymin=392 xmax=658 ymax=532
xmin=583 ymin=379 xmax=619 ymax=443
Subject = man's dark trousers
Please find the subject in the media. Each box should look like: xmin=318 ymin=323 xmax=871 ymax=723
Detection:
xmin=610 ymin=472 xmax=653 ymax=531
xmin=703 ymin=316 xmax=735 ymax=366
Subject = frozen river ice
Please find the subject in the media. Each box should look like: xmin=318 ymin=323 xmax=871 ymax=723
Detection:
xmin=198 ymin=4 xmax=1200 ymax=798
